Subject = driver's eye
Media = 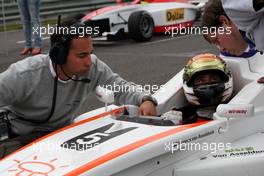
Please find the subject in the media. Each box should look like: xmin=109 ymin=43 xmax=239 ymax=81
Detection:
xmin=210 ymin=76 xmax=220 ymax=83
xmin=194 ymin=79 xmax=203 ymax=86
xmin=213 ymin=77 xmax=218 ymax=81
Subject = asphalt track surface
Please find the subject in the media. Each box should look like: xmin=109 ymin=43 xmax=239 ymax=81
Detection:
xmin=0 ymin=30 xmax=218 ymax=115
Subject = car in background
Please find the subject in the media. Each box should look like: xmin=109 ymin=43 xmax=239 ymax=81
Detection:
xmin=82 ymin=0 xmax=203 ymax=42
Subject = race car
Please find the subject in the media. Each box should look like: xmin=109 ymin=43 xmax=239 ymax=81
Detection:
xmin=82 ymin=0 xmax=202 ymax=42
xmin=1 ymin=52 xmax=264 ymax=176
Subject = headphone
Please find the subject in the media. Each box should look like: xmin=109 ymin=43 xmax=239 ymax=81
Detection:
xmin=49 ymin=15 xmax=87 ymax=65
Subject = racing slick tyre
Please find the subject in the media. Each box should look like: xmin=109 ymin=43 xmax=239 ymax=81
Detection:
xmin=128 ymin=10 xmax=154 ymax=42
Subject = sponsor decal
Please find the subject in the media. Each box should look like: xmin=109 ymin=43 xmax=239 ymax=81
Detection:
xmin=61 ymin=123 xmax=137 ymax=151
xmin=166 ymin=8 xmax=184 ymax=22
xmin=228 ymin=109 xmax=247 ymax=114
xmin=8 ymin=156 xmax=69 ymax=175
xmin=212 ymin=147 xmax=264 ymax=158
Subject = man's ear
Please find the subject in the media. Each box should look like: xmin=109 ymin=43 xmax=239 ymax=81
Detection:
xmin=219 ymin=15 xmax=230 ymax=27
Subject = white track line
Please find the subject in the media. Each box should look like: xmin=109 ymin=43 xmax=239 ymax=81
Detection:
xmin=17 ymin=37 xmax=50 ymax=44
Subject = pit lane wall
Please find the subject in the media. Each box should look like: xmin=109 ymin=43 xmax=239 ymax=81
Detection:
xmin=0 ymin=0 xmax=116 ymax=25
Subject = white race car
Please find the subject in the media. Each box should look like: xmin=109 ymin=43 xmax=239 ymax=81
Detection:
xmin=82 ymin=0 xmax=202 ymax=42
xmin=1 ymin=52 xmax=264 ymax=176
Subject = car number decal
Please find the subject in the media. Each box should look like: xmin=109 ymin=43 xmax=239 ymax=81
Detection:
xmin=61 ymin=123 xmax=137 ymax=151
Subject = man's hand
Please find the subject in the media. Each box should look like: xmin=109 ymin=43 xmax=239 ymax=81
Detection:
xmin=258 ymin=76 xmax=264 ymax=83
xmin=139 ymin=101 xmax=157 ymax=116
xmin=161 ymin=110 xmax=183 ymax=125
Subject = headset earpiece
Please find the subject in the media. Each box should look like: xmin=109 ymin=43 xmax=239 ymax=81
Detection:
xmin=49 ymin=15 xmax=69 ymax=65
xmin=49 ymin=41 xmax=68 ymax=65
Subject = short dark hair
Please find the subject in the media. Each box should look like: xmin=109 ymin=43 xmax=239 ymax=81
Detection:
xmin=50 ymin=13 xmax=90 ymax=49
xmin=201 ymin=0 xmax=229 ymax=28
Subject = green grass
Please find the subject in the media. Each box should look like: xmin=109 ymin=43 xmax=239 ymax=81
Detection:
xmin=0 ymin=18 xmax=58 ymax=32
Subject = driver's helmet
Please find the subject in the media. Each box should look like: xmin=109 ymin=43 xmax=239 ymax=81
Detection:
xmin=182 ymin=53 xmax=233 ymax=106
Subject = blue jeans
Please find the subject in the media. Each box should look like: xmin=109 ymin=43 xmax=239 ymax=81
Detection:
xmin=17 ymin=0 xmax=41 ymax=48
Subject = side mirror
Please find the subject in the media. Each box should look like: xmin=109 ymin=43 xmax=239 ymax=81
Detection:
xmin=216 ymin=104 xmax=254 ymax=133
xmin=95 ymin=86 xmax=114 ymax=111
xmin=216 ymin=104 xmax=254 ymax=118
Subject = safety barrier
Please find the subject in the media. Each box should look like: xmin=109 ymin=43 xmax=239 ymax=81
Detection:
xmin=0 ymin=0 xmax=116 ymax=24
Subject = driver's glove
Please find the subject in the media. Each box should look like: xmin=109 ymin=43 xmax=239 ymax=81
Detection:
xmin=125 ymin=105 xmax=139 ymax=117
xmin=161 ymin=110 xmax=183 ymax=125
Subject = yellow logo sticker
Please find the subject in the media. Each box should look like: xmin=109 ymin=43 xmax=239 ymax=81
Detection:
xmin=166 ymin=8 xmax=184 ymax=22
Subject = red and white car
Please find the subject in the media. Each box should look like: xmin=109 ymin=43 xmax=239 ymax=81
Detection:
xmin=1 ymin=52 xmax=264 ymax=176
xmin=82 ymin=0 xmax=202 ymax=42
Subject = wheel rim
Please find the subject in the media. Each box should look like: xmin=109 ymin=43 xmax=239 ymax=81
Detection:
xmin=139 ymin=15 xmax=153 ymax=38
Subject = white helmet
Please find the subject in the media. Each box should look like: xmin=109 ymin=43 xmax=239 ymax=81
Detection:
xmin=182 ymin=53 xmax=233 ymax=106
